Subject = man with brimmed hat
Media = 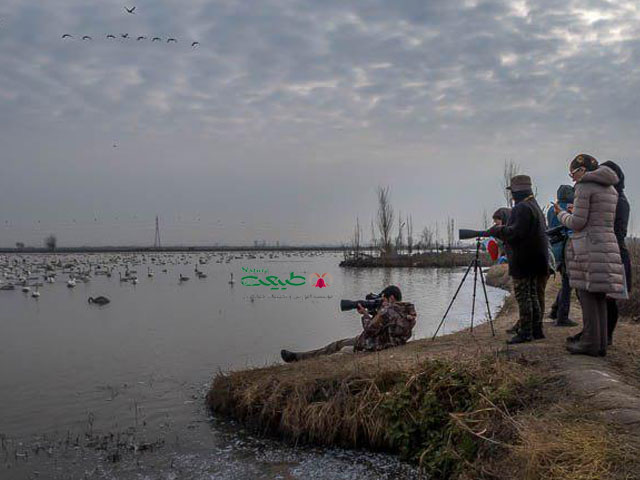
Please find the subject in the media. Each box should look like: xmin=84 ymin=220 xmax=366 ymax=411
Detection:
xmin=487 ymin=174 xmax=550 ymax=344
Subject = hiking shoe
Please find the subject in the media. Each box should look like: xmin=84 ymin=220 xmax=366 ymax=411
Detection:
xmin=505 ymin=322 xmax=519 ymax=334
xmin=554 ymin=318 xmax=578 ymax=327
xmin=533 ymin=329 xmax=545 ymax=340
xmin=566 ymin=331 xmax=583 ymax=343
xmin=566 ymin=343 xmax=601 ymax=357
xmin=280 ymin=349 xmax=299 ymax=363
xmin=506 ymin=333 xmax=533 ymax=344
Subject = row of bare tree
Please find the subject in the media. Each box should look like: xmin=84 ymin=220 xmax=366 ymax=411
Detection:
xmin=349 ymin=160 xmax=521 ymax=258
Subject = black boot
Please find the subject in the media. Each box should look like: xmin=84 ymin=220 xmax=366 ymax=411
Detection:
xmin=533 ymin=325 xmax=545 ymax=340
xmin=554 ymin=318 xmax=578 ymax=327
xmin=280 ymin=349 xmax=299 ymax=363
xmin=507 ymin=332 xmax=533 ymax=344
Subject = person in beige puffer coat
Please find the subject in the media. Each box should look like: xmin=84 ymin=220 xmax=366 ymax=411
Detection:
xmin=555 ymin=154 xmax=627 ymax=357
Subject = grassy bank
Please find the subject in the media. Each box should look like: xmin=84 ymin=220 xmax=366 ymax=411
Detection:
xmin=207 ymin=262 xmax=640 ymax=479
xmin=339 ymin=251 xmax=491 ymax=268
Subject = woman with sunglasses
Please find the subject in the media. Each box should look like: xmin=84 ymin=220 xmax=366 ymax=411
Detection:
xmin=553 ymin=154 xmax=627 ymax=356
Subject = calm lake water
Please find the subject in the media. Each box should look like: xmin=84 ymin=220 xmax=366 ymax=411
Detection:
xmin=0 ymin=251 xmax=506 ymax=479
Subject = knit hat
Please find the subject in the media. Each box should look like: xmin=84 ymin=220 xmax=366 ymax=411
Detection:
xmin=506 ymin=175 xmax=533 ymax=193
xmin=570 ymin=154 xmax=598 ymax=172
xmin=556 ymin=185 xmax=575 ymax=203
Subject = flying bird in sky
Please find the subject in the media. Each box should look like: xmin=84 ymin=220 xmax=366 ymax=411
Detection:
xmin=106 ymin=34 xmax=116 ymax=39
xmin=62 ymin=34 xmax=72 ymax=39
xmin=125 ymin=6 xmax=136 ymax=14
xmin=167 ymin=38 xmax=177 ymax=43
xmin=137 ymin=36 xmax=146 ymax=41
xmin=121 ymin=33 xmax=129 ymax=39
xmin=191 ymin=41 xmax=200 ymax=47
xmin=82 ymin=36 xmax=92 ymax=40
xmin=152 ymin=37 xmax=161 ymax=42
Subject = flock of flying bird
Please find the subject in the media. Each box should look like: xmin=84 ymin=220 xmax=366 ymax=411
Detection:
xmin=60 ymin=6 xmax=200 ymax=48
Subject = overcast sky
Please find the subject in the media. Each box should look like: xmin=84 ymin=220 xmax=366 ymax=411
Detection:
xmin=1 ymin=0 xmax=639 ymax=247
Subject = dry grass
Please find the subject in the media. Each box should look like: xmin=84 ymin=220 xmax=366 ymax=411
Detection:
xmin=207 ymin=260 xmax=640 ymax=479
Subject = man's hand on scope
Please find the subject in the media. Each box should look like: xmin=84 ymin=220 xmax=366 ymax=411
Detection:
xmin=356 ymin=303 xmax=367 ymax=315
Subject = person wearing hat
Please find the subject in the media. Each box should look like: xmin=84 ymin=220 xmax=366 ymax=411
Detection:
xmin=565 ymin=159 xmax=632 ymax=347
xmin=547 ymin=185 xmax=578 ymax=327
xmin=554 ymin=154 xmax=627 ymax=356
xmin=487 ymin=175 xmax=550 ymax=344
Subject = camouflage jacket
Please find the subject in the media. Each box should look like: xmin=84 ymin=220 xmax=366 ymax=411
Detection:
xmin=354 ymin=301 xmax=417 ymax=352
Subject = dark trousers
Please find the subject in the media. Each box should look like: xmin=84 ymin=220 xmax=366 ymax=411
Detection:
xmin=514 ymin=275 xmax=547 ymax=336
xmin=577 ymin=290 xmax=608 ymax=354
xmin=607 ymin=299 xmax=618 ymax=340
xmin=294 ymin=336 xmax=357 ymax=361
xmin=556 ymin=270 xmax=572 ymax=322
xmin=550 ymin=268 xmax=573 ymax=320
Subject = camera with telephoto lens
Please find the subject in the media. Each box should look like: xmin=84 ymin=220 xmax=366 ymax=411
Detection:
xmin=546 ymin=225 xmax=570 ymax=245
xmin=459 ymin=229 xmax=489 ymax=240
xmin=340 ymin=293 xmax=383 ymax=316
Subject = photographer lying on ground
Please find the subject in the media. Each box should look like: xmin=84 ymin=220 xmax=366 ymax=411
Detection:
xmin=280 ymin=285 xmax=417 ymax=362
xmin=487 ymin=175 xmax=551 ymax=344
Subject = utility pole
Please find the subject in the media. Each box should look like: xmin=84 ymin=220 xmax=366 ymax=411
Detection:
xmin=154 ymin=216 xmax=162 ymax=249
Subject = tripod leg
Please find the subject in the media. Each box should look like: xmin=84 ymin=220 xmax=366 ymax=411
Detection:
xmin=431 ymin=259 xmax=474 ymax=340
xmin=479 ymin=265 xmax=496 ymax=337
xmin=471 ymin=260 xmax=479 ymax=332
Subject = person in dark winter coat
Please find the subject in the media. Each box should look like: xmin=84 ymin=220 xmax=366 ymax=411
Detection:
xmin=547 ymin=185 xmax=578 ymax=327
xmin=487 ymin=175 xmax=550 ymax=344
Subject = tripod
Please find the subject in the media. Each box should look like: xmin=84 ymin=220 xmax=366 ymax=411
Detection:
xmin=432 ymin=237 xmax=496 ymax=340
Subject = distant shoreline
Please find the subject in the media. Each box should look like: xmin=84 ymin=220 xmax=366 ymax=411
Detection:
xmin=0 ymin=245 xmax=472 ymax=254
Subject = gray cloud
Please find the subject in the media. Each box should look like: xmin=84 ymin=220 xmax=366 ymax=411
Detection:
xmin=1 ymin=0 xmax=639 ymax=246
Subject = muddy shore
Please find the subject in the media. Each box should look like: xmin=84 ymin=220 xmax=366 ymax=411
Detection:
xmin=207 ymin=264 xmax=640 ymax=479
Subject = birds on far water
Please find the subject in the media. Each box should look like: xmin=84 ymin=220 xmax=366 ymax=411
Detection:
xmin=88 ymin=296 xmax=110 ymax=305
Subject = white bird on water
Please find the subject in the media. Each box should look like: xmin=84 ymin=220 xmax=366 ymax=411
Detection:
xmin=228 ymin=273 xmax=235 ymax=285
xmin=31 ymin=287 xmax=40 ymax=298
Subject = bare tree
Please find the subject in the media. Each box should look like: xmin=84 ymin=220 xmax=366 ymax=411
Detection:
xmin=45 ymin=234 xmax=57 ymax=251
xmin=407 ymin=214 xmax=414 ymax=254
xmin=482 ymin=209 xmax=490 ymax=230
xmin=421 ymin=226 xmax=434 ymax=251
xmin=376 ymin=186 xmax=394 ymax=255
xmin=446 ymin=218 xmax=455 ymax=250
xmin=351 ymin=217 xmax=362 ymax=258
xmin=394 ymin=211 xmax=406 ymax=253
xmin=501 ymin=160 xmax=521 ymax=206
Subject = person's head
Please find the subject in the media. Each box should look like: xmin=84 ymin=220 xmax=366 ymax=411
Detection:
xmin=492 ymin=207 xmax=511 ymax=226
xmin=569 ymin=154 xmax=598 ymax=183
xmin=380 ymin=285 xmax=402 ymax=302
xmin=601 ymin=160 xmax=625 ymax=192
xmin=506 ymin=175 xmax=534 ymax=204
xmin=556 ymin=185 xmax=575 ymax=204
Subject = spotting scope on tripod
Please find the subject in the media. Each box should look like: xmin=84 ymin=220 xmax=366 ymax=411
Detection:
xmin=431 ymin=229 xmax=496 ymax=340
